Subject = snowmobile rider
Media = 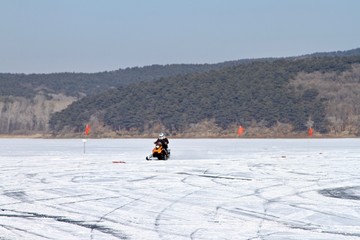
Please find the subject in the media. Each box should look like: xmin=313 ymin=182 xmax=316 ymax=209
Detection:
xmin=154 ymin=133 xmax=169 ymax=154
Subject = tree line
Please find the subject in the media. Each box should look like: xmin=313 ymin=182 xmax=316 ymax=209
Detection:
xmin=49 ymin=55 xmax=360 ymax=136
xmin=2 ymin=48 xmax=360 ymax=136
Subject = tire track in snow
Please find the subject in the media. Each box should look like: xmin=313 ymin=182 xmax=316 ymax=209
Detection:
xmin=90 ymin=196 xmax=146 ymax=240
xmin=0 ymin=208 xmax=128 ymax=239
xmin=0 ymin=223 xmax=53 ymax=240
xmin=154 ymin=189 xmax=202 ymax=239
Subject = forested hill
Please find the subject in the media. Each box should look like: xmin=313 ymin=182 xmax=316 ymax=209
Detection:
xmin=0 ymin=61 xmax=268 ymax=98
xmin=301 ymin=48 xmax=360 ymax=58
xmin=49 ymin=55 xmax=360 ymax=137
xmin=1 ymin=48 xmax=359 ymax=98
xmin=1 ymin=48 xmax=360 ymax=136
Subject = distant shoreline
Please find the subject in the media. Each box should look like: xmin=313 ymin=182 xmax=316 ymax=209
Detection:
xmin=0 ymin=134 xmax=358 ymax=139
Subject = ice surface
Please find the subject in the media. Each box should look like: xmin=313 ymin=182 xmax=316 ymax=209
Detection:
xmin=0 ymin=138 xmax=359 ymax=239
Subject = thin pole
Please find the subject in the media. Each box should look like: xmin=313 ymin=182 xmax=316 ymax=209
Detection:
xmin=83 ymin=139 xmax=87 ymax=154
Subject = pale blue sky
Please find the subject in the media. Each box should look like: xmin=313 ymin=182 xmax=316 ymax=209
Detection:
xmin=1 ymin=0 xmax=359 ymax=73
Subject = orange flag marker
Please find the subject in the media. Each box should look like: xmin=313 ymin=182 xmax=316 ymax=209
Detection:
xmin=308 ymin=127 xmax=313 ymax=137
xmin=237 ymin=125 xmax=245 ymax=136
xmin=85 ymin=124 xmax=91 ymax=136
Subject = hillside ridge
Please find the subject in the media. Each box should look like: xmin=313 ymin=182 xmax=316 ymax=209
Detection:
xmin=1 ymin=48 xmax=360 ymax=137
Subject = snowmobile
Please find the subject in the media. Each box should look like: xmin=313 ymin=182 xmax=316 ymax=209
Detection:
xmin=146 ymin=142 xmax=170 ymax=160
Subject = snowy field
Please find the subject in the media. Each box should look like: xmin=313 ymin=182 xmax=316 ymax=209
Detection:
xmin=0 ymin=138 xmax=359 ymax=240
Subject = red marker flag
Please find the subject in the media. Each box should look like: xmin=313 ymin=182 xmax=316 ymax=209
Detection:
xmin=85 ymin=124 xmax=91 ymax=136
xmin=237 ymin=125 xmax=245 ymax=136
xmin=308 ymin=127 xmax=313 ymax=137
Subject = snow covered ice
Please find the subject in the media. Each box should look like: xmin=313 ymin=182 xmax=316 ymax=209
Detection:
xmin=0 ymin=138 xmax=359 ymax=240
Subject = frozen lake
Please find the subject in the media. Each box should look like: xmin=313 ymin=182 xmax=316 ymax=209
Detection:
xmin=0 ymin=138 xmax=359 ymax=240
